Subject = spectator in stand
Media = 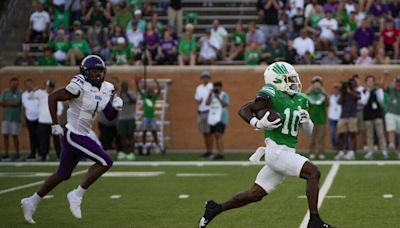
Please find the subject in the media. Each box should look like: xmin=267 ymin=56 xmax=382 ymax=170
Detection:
xmin=84 ymin=1 xmax=112 ymax=28
xmin=87 ymin=21 xmax=110 ymax=62
xmin=328 ymin=83 xmax=342 ymax=150
xmin=116 ymin=80 xmax=137 ymax=161
xmin=15 ymin=45 xmax=34 ymax=66
xmin=52 ymin=1 xmax=70 ymax=31
xmin=341 ymin=11 xmax=358 ymax=47
xmin=151 ymin=13 xmax=165 ymax=35
xmin=389 ymin=0 xmax=400 ymax=27
xmin=22 ymin=79 xmax=39 ymax=160
xmin=246 ymin=21 xmax=266 ymax=50
xmin=341 ymin=47 xmax=355 ymax=64
xmin=33 ymin=80 xmax=64 ymax=161
xmin=306 ymin=76 xmax=328 ymax=160
xmin=244 ymin=42 xmax=262 ymax=65
xmin=198 ymin=29 xmax=220 ymax=65
xmin=178 ymin=30 xmax=197 ymax=66
xmin=380 ymin=19 xmax=399 ymax=59
xmin=306 ymin=4 xmax=324 ymax=30
xmin=317 ymin=10 xmax=338 ymax=50
xmin=65 ymin=0 xmax=82 ymax=24
xmin=227 ymin=21 xmax=246 ymax=61
xmin=71 ymin=20 xmax=82 ymax=35
xmin=158 ymin=29 xmax=178 ymax=65
xmin=369 ymin=0 xmax=389 ymax=18
xmin=291 ymin=7 xmax=306 ymax=39
xmin=257 ymin=0 xmax=280 ymax=41
xmin=127 ymin=10 xmax=146 ymax=32
xmin=109 ymin=24 xmax=126 ymax=48
xmin=355 ymin=47 xmax=373 ymax=65
xmin=353 ymin=19 xmax=375 ymax=51
xmin=323 ymin=0 xmax=338 ymax=13
xmin=333 ymin=1 xmax=349 ymax=29
xmin=286 ymin=39 xmax=297 ymax=64
xmin=126 ymin=21 xmax=144 ymax=64
xmin=361 ymin=75 xmax=388 ymax=159
xmin=345 ymin=0 xmax=357 ymax=14
xmin=299 ymin=51 xmax=315 ymax=64
xmin=67 ymin=30 xmax=91 ymax=65
xmin=48 ymin=29 xmax=70 ymax=65
xmin=335 ymin=78 xmax=360 ymax=160
xmin=321 ymin=49 xmax=341 ymax=64
xmin=168 ymin=0 xmax=182 ymax=34
xmin=26 ymin=3 xmax=50 ymax=43
xmin=111 ymin=37 xmax=132 ymax=65
xmin=384 ymin=76 xmax=400 ymax=158
xmin=0 ymin=78 xmax=22 ymax=161
xmin=293 ymin=29 xmax=315 ymax=57
xmin=373 ymin=46 xmax=391 ymax=64
xmin=262 ymin=36 xmax=287 ymax=64
xmin=39 ymin=47 xmax=58 ymax=66
xmin=205 ymin=81 xmax=229 ymax=160
xmin=143 ymin=22 xmax=160 ymax=66
xmin=211 ymin=19 xmax=229 ymax=59
xmin=114 ymin=2 xmax=133 ymax=30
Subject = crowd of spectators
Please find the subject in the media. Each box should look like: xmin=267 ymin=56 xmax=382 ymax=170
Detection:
xmin=16 ymin=0 xmax=400 ymax=66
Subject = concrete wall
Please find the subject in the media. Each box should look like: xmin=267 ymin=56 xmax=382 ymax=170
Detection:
xmin=0 ymin=65 xmax=398 ymax=152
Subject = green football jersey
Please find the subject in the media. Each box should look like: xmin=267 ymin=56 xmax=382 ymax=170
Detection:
xmin=259 ymin=83 xmax=309 ymax=148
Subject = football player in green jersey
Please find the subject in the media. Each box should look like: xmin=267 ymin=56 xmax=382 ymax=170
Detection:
xmin=199 ymin=62 xmax=334 ymax=228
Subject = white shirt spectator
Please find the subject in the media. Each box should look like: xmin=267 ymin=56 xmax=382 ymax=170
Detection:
xmin=126 ymin=30 xmax=143 ymax=48
xmin=199 ymin=36 xmax=220 ymax=60
xmin=30 ymin=11 xmax=50 ymax=32
xmin=328 ymin=94 xmax=342 ymax=120
xmin=355 ymin=56 xmax=373 ymax=65
xmin=211 ymin=26 xmax=228 ymax=47
xmin=65 ymin=0 xmax=81 ymax=11
xmin=318 ymin=17 xmax=338 ymax=41
xmin=22 ymin=91 xmax=39 ymax=121
xmin=195 ymin=82 xmax=213 ymax=112
xmin=345 ymin=3 xmax=356 ymax=14
xmin=246 ymin=29 xmax=266 ymax=46
xmin=360 ymin=88 xmax=385 ymax=106
xmin=33 ymin=89 xmax=64 ymax=124
xmin=293 ymin=36 xmax=315 ymax=56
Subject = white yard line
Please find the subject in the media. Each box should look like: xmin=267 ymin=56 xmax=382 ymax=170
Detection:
xmin=0 ymin=169 xmax=87 ymax=195
xmin=2 ymin=160 xmax=400 ymax=166
xmin=299 ymin=163 xmax=340 ymax=228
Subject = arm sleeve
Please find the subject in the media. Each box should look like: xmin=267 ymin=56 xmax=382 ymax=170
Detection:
xmin=376 ymin=88 xmax=385 ymax=104
xmin=65 ymin=75 xmax=84 ymax=96
xmin=103 ymin=101 xmax=118 ymax=120
xmin=258 ymin=83 xmax=276 ymax=98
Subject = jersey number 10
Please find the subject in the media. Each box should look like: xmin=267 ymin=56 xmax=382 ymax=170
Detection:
xmin=281 ymin=108 xmax=300 ymax=137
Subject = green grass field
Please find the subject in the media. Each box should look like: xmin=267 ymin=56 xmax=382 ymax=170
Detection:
xmin=0 ymin=159 xmax=399 ymax=227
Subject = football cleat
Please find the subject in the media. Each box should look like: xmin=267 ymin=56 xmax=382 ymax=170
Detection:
xmin=364 ymin=151 xmax=374 ymax=160
xmin=198 ymin=200 xmax=222 ymax=228
xmin=334 ymin=151 xmax=344 ymax=160
xmin=21 ymin=198 xmax=37 ymax=224
xmin=307 ymin=215 xmax=335 ymax=228
xmin=67 ymin=190 xmax=83 ymax=219
xmin=344 ymin=151 xmax=355 ymax=160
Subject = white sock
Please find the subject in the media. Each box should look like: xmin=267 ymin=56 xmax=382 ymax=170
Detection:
xmin=30 ymin=193 xmax=42 ymax=206
xmin=75 ymin=186 xmax=86 ymax=198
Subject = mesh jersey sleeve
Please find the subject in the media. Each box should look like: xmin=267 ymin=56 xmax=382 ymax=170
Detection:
xmin=299 ymin=93 xmax=309 ymax=110
xmin=65 ymin=75 xmax=85 ymax=96
xmin=256 ymin=83 xmax=276 ymax=101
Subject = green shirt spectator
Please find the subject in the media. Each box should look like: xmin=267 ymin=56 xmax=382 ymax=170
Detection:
xmin=112 ymin=38 xmax=132 ymax=65
xmin=386 ymin=85 xmax=400 ymax=115
xmin=244 ymin=44 xmax=261 ymax=65
xmin=39 ymin=47 xmax=58 ymax=66
xmin=143 ymin=94 xmax=157 ymax=118
xmin=179 ymin=35 xmax=197 ymax=57
xmin=231 ymin=32 xmax=246 ymax=45
xmin=70 ymin=37 xmax=91 ymax=55
xmin=114 ymin=5 xmax=133 ymax=29
xmin=53 ymin=7 xmax=70 ymax=30
xmin=0 ymin=88 xmax=22 ymax=122
xmin=263 ymin=38 xmax=287 ymax=64
xmin=48 ymin=38 xmax=70 ymax=52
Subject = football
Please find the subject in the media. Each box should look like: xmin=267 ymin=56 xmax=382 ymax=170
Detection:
xmin=255 ymin=108 xmax=281 ymax=123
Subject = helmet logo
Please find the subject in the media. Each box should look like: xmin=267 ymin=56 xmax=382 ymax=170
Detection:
xmin=273 ymin=77 xmax=283 ymax=84
xmin=272 ymin=63 xmax=289 ymax=75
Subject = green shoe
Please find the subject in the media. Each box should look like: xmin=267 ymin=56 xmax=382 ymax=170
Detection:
xmin=126 ymin=153 xmax=136 ymax=161
xmin=117 ymin=152 xmax=127 ymax=161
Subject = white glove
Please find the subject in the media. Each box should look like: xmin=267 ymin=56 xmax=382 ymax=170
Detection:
xmin=112 ymin=96 xmax=123 ymax=111
xmin=51 ymin=124 xmax=64 ymax=136
xmin=299 ymin=109 xmax=310 ymax=123
xmin=250 ymin=111 xmax=282 ymax=130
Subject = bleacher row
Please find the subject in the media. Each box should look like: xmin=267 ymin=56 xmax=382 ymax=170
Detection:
xmin=18 ymin=0 xmax=400 ymax=65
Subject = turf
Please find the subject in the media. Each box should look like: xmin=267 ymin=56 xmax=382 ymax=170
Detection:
xmin=0 ymin=163 xmax=399 ymax=227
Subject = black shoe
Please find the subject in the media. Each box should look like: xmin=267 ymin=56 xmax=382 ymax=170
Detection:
xmin=308 ymin=214 xmax=335 ymax=228
xmin=200 ymin=152 xmax=212 ymax=158
xmin=1 ymin=155 xmax=10 ymax=162
xmin=210 ymin=154 xmax=224 ymax=160
xmin=198 ymin=200 xmax=222 ymax=228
